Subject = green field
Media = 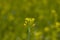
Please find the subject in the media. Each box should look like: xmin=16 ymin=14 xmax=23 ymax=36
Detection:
xmin=0 ymin=0 xmax=60 ymax=40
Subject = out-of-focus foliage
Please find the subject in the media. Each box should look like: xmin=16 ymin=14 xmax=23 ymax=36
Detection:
xmin=0 ymin=0 xmax=60 ymax=40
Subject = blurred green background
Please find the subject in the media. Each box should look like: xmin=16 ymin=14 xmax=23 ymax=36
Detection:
xmin=0 ymin=0 xmax=60 ymax=40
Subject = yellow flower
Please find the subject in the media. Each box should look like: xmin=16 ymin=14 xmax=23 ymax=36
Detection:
xmin=56 ymin=22 xmax=60 ymax=28
xmin=25 ymin=18 xmax=30 ymax=21
xmin=31 ymin=18 xmax=35 ymax=21
xmin=32 ymin=23 xmax=35 ymax=27
xmin=44 ymin=27 xmax=49 ymax=32
xmin=24 ymin=23 xmax=26 ymax=26
xmin=29 ymin=18 xmax=35 ymax=22
xmin=51 ymin=10 xmax=56 ymax=13
xmin=34 ymin=31 xmax=42 ymax=37
xmin=25 ymin=20 xmax=27 ymax=23
xmin=25 ymin=18 xmax=35 ymax=22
